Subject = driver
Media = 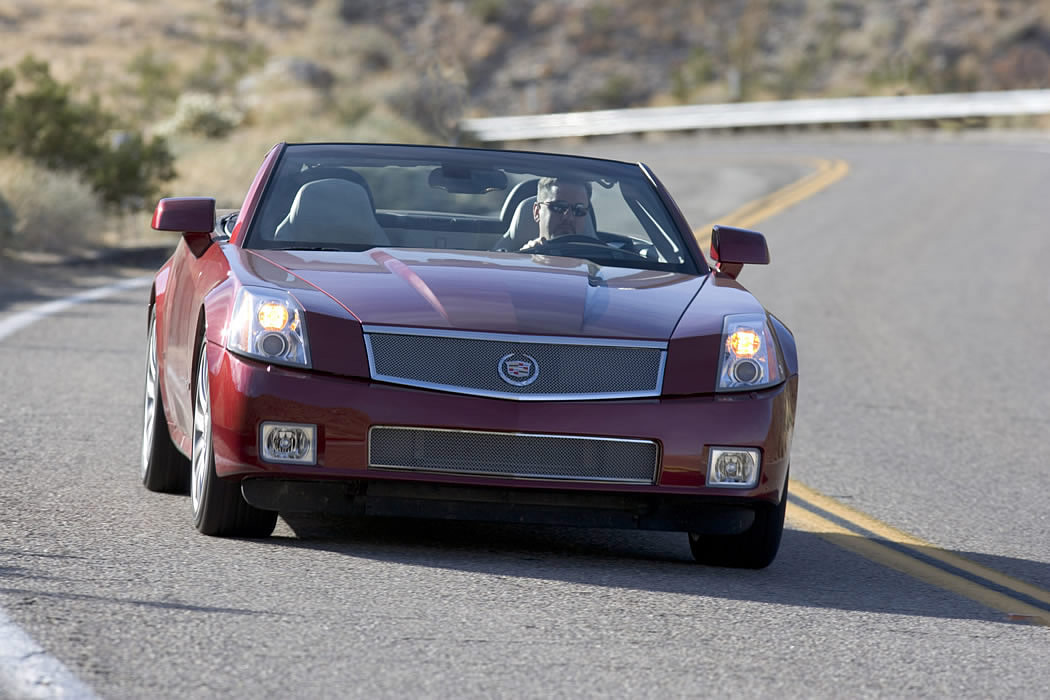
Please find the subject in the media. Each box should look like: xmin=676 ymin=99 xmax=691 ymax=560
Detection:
xmin=520 ymin=176 xmax=597 ymax=251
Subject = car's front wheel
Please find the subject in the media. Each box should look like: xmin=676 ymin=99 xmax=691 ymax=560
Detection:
xmin=689 ymin=477 xmax=788 ymax=569
xmin=190 ymin=339 xmax=277 ymax=537
xmin=141 ymin=308 xmax=190 ymax=493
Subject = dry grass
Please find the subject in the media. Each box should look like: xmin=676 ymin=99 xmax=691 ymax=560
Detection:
xmin=0 ymin=0 xmax=1047 ymax=253
xmin=0 ymin=157 xmax=107 ymax=251
xmin=0 ymin=0 xmax=307 ymax=104
xmin=4 ymin=1 xmax=1049 ymax=110
xmin=163 ymin=99 xmax=432 ymax=208
xmin=0 ymin=0 xmax=438 ymax=250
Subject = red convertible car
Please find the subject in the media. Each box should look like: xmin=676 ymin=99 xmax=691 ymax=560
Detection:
xmin=142 ymin=142 xmax=797 ymax=568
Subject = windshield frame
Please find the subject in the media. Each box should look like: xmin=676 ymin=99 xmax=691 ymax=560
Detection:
xmin=240 ymin=142 xmax=707 ymax=276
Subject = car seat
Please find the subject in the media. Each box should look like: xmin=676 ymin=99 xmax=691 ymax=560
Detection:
xmin=274 ymin=178 xmax=390 ymax=246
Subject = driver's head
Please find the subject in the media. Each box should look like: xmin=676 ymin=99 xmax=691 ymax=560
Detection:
xmin=534 ymin=177 xmax=592 ymax=240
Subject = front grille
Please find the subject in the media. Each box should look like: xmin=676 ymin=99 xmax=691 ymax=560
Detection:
xmin=369 ymin=427 xmax=659 ymax=484
xmin=364 ymin=326 xmax=665 ymax=400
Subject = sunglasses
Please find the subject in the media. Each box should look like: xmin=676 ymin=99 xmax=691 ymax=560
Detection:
xmin=539 ymin=200 xmax=590 ymax=217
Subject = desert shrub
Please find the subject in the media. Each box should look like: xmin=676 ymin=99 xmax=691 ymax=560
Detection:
xmin=586 ymin=73 xmax=638 ymax=109
xmin=335 ymin=0 xmax=383 ymax=23
xmin=185 ymin=52 xmax=224 ymax=94
xmin=126 ymin=47 xmax=180 ymax=118
xmin=672 ymin=47 xmax=715 ymax=102
xmin=0 ymin=191 xmax=14 ymax=243
xmin=93 ymin=132 xmax=178 ymax=211
xmin=214 ymin=0 xmax=292 ymax=28
xmin=343 ymin=28 xmax=399 ymax=73
xmin=185 ymin=43 xmax=269 ymax=94
xmin=386 ymin=66 xmax=466 ymax=141
xmin=156 ymin=92 xmax=243 ymax=138
xmin=0 ymin=157 xmax=106 ymax=251
xmin=470 ymin=0 xmax=510 ymax=24
xmin=336 ymin=94 xmax=374 ymax=125
xmin=0 ymin=56 xmax=175 ymax=210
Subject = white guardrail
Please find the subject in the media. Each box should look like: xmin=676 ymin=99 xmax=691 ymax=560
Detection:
xmin=460 ymin=89 xmax=1050 ymax=142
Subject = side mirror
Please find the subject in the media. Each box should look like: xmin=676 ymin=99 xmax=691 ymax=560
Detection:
xmin=151 ymin=197 xmax=217 ymax=257
xmin=709 ymin=225 xmax=769 ymax=280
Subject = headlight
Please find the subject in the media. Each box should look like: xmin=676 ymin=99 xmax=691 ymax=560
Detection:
xmin=716 ymin=313 xmax=781 ymax=391
xmin=227 ymin=287 xmax=311 ymax=368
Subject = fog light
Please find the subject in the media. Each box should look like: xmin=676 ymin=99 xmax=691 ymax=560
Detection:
xmin=260 ymin=422 xmax=317 ymax=464
xmin=707 ymin=447 xmax=760 ymax=488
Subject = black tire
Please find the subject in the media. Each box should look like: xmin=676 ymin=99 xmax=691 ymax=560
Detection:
xmin=141 ymin=309 xmax=190 ymax=493
xmin=689 ymin=477 xmax=788 ymax=569
xmin=190 ymin=338 xmax=277 ymax=537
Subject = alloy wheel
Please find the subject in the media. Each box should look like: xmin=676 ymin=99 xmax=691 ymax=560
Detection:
xmin=191 ymin=346 xmax=211 ymax=516
xmin=141 ymin=316 xmax=159 ymax=480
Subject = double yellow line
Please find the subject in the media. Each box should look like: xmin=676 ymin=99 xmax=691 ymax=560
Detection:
xmin=696 ymin=155 xmax=1050 ymax=626
xmin=696 ymin=157 xmax=849 ymax=248
xmin=791 ymin=482 xmax=1050 ymax=626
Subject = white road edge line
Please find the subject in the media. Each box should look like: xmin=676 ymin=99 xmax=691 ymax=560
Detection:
xmin=1 ymin=274 xmax=152 ymax=699
xmin=0 ymin=275 xmax=153 ymax=341
xmin=0 ymin=610 xmax=100 ymax=700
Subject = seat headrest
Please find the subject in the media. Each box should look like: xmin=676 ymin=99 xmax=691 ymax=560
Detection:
xmin=274 ymin=178 xmax=389 ymax=245
xmin=506 ymin=196 xmax=539 ymax=247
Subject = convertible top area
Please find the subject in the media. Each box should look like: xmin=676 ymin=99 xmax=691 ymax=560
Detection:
xmin=241 ymin=143 xmax=705 ymax=275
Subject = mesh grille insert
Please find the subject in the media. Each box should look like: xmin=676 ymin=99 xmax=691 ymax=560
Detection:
xmin=369 ymin=427 xmax=659 ymax=484
xmin=365 ymin=330 xmax=665 ymax=400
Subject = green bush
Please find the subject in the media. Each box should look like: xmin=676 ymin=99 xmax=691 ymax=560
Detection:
xmin=386 ymin=68 xmax=466 ymax=142
xmin=0 ymin=55 xmax=175 ymax=210
xmin=470 ymin=0 xmax=509 ymax=24
xmin=184 ymin=43 xmax=269 ymax=94
xmin=0 ymin=191 xmax=14 ymax=243
xmin=586 ymin=73 xmax=637 ymax=110
xmin=126 ymin=47 xmax=180 ymax=118
xmin=672 ymin=47 xmax=715 ymax=102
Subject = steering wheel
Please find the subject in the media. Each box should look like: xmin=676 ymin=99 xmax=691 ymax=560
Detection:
xmin=527 ymin=234 xmax=646 ymax=261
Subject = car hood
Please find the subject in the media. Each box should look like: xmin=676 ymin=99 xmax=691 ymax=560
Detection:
xmin=247 ymin=248 xmax=707 ymax=341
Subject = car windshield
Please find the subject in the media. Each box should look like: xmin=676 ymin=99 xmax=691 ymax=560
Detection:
xmin=244 ymin=143 xmax=702 ymax=274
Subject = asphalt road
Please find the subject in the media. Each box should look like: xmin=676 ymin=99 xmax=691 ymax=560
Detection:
xmin=0 ymin=133 xmax=1047 ymax=699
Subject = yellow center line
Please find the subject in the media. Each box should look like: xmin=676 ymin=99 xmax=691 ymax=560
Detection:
xmin=790 ymin=480 xmax=1050 ymax=609
xmin=788 ymin=499 xmax=1050 ymax=627
xmin=694 ymin=154 xmax=1050 ymax=624
xmin=694 ymin=158 xmax=850 ymax=246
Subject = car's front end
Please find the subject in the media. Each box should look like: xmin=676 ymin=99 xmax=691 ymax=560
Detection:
xmin=212 ymin=345 xmax=795 ymax=537
xmin=146 ymin=142 xmax=798 ymax=567
xmin=202 ymin=246 xmax=796 ymax=551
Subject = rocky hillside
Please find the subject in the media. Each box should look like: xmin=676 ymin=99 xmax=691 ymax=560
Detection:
xmin=2 ymin=0 xmax=1048 ymax=136
xmin=367 ymin=0 xmax=1050 ymax=120
xmin=0 ymin=0 xmax=1047 ymax=241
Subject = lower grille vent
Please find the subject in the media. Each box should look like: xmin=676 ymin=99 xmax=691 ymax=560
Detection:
xmin=369 ymin=427 xmax=658 ymax=484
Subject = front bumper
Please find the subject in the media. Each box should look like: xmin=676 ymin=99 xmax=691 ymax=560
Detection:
xmin=241 ymin=478 xmax=766 ymax=534
xmin=206 ymin=342 xmax=796 ymax=512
